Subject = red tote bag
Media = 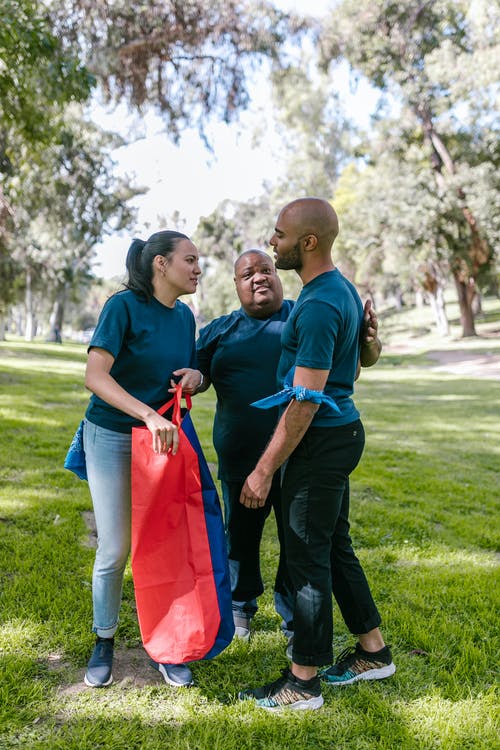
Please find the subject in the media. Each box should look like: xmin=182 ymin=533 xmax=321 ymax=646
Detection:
xmin=131 ymin=386 xmax=224 ymax=664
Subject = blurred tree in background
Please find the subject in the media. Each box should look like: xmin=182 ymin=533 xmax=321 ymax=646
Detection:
xmin=0 ymin=0 xmax=497 ymax=338
xmin=0 ymin=0 xmax=302 ymax=337
xmin=319 ymin=0 xmax=499 ymax=335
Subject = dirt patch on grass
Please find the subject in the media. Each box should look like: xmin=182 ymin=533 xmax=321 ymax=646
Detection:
xmin=425 ymin=349 xmax=500 ymax=378
xmin=55 ymin=645 xmax=164 ymax=697
xmin=71 ymin=512 xmax=165 ymax=694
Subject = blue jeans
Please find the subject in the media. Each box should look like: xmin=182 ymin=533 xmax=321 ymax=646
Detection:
xmin=83 ymin=420 xmax=132 ymax=638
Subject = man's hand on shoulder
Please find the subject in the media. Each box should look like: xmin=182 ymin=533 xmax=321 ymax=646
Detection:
xmin=360 ymin=300 xmax=382 ymax=367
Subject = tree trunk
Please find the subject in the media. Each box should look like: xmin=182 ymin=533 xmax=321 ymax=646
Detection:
xmin=453 ymin=272 xmax=476 ymax=337
xmin=0 ymin=314 xmax=5 ymax=341
xmin=419 ymin=262 xmax=449 ymax=336
xmin=419 ymin=107 xmax=490 ymax=334
xmin=471 ymin=289 xmax=482 ymax=316
xmin=24 ymin=268 xmax=35 ymax=342
xmin=427 ymin=285 xmax=449 ymax=336
xmin=47 ymin=285 xmax=66 ymax=343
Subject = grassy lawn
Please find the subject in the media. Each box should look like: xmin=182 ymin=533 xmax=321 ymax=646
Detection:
xmin=0 ymin=300 xmax=499 ymax=749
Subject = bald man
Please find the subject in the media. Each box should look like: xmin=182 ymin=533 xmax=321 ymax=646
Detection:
xmin=238 ymin=199 xmax=394 ymax=711
xmin=195 ymin=250 xmax=295 ymax=643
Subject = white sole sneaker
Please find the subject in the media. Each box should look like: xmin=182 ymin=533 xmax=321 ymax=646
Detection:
xmin=84 ymin=672 xmax=113 ymax=688
xmin=323 ymin=662 xmax=396 ymax=686
xmin=261 ymin=694 xmax=324 ymax=712
xmin=151 ymin=661 xmax=194 ymax=687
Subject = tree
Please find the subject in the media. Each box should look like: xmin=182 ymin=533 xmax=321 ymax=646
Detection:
xmin=0 ymin=0 xmax=93 ymax=158
xmin=0 ymin=0 xmax=94 ymax=332
xmin=320 ymin=0 xmax=499 ymax=336
xmin=5 ymin=112 xmax=138 ymax=340
xmin=334 ymin=146 xmax=453 ymax=335
xmin=270 ymin=62 xmax=350 ymax=198
xmin=52 ymin=0 xmax=304 ymax=141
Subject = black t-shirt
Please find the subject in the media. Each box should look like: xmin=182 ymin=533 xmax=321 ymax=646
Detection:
xmin=196 ymin=301 xmax=294 ymax=480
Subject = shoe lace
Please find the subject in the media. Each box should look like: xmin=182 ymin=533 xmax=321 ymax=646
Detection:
xmin=262 ymin=668 xmax=290 ymax=696
xmin=334 ymin=645 xmax=358 ymax=669
xmin=265 ymin=669 xmax=317 ymax=706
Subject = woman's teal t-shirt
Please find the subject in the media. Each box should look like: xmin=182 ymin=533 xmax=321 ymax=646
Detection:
xmin=85 ymin=290 xmax=196 ymax=433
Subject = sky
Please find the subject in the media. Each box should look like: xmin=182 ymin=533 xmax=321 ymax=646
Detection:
xmin=91 ymin=0 xmax=380 ymax=279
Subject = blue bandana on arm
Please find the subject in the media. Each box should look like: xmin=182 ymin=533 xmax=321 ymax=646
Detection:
xmin=251 ymin=385 xmax=340 ymax=414
xmin=250 ymin=365 xmax=341 ymax=414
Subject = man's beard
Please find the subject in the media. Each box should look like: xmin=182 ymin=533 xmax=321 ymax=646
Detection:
xmin=275 ymin=241 xmax=302 ymax=271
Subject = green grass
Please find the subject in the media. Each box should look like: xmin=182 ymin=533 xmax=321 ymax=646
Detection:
xmin=1 ymin=301 xmax=499 ymax=749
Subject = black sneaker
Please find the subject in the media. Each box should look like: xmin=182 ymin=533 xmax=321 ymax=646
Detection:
xmin=239 ymin=668 xmax=324 ymax=711
xmin=84 ymin=636 xmax=114 ymax=687
xmin=320 ymin=643 xmax=395 ymax=686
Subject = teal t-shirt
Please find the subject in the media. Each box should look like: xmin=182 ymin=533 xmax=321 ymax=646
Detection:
xmin=85 ymin=290 xmax=196 ymax=433
xmin=197 ymin=301 xmax=294 ymax=481
xmin=278 ymin=269 xmax=363 ymax=427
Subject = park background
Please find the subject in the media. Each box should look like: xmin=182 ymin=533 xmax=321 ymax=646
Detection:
xmin=0 ymin=1 xmax=499 ymax=748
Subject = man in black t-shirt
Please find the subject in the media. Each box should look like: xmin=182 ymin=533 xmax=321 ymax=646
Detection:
xmin=196 ymin=250 xmax=295 ymax=641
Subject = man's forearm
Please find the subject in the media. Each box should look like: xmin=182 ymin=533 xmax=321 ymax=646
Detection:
xmin=360 ymin=337 xmax=382 ymax=368
xmin=255 ymin=399 xmax=319 ymax=478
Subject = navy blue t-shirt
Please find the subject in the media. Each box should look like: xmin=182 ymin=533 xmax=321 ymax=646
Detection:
xmin=85 ymin=290 xmax=196 ymax=433
xmin=197 ymin=301 xmax=294 ymax=481
xmin=278 ymin=269 xmax=363 ymax=427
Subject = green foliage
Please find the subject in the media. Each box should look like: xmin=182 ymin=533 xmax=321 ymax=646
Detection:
xmin=270 ymin=62 xmax=349 ymax=197
xmin=52 ymin=0 xmax=304 ymax=140
xmin=0 ymin=0 xmax=93 ymax=156
xmin=317 ymin=0 xmax=498 ymax=335
xmin=7 ymin=111 xmax=137 ymax=279
xmin=320 ymin=0 xmax=473 ymax=97
xmin=2 ymin=111 xmax=139 ymax=336
xmin=0 ymin=302 xmax=499 ymax=748
xmin=0 ymin=0 xmax=95 ymax=317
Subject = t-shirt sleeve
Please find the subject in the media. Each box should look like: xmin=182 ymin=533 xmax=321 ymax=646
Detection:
xmin=88 ymin=295 xmax=130 ymax=359
xmin=187 ymin=310 xmax=197 ymax=369
xmin=294 ymin=300 xmax=341 ymax=370
xmin=196 ymin=321 xmax=218 ymax=375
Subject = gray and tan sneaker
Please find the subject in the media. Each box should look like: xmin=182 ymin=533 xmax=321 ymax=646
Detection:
xmin=233 ymin=613 xmax=251 ymax=641
xmin=239 ymin=668 xmax=324 ymax=711
xmin=320 ymin=643 xmax=395 ymax=686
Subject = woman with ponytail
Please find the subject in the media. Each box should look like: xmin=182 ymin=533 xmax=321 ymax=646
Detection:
xmin=82 ymin=230 xmax=204 ymax=689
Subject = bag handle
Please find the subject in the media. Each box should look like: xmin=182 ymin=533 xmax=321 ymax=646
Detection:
xmin=157 ymin=383 xmax=192 ymax=426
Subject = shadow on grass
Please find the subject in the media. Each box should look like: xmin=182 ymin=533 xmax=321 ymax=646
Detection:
xmin=0 ymin=342 xmax=87 ymax=364
xmin=2 ymin=641 xmax=496 ymax=750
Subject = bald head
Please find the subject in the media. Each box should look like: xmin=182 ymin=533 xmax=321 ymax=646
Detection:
xmin=234 ymin=248 xmax=272 ymax=274
xmin=270 ymin=197 xmax=339 ymax=280
xmin=280 ymin=198 xmax=339 ymax=251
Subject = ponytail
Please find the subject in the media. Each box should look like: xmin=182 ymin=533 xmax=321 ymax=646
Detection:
xmin=124 ymin=231 xmax=189 ymax=301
